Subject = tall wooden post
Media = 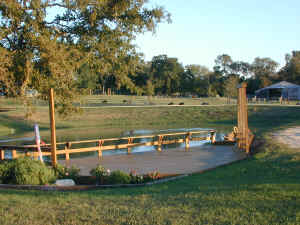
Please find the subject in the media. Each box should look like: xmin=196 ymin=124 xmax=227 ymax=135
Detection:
xmin=237 ymin=83 xmax=252 ymax=154
xmin=0 ymin=150 xmax=4 ymax=160
xmin=49 ymin=88 xmax=57 ymax=166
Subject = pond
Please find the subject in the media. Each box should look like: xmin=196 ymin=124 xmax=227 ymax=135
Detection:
xmin=0 ymin=127 xmax=228 ymax=160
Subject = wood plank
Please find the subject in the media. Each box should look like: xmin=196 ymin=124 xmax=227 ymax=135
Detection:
xmin=3 ymin=130 xmax=215 ymax=149
xmin=1 ymin=130 xmax=214 ymax=159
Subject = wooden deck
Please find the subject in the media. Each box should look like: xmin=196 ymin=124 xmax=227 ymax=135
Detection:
xmin=59 ymin=145 xmax=246 ymax=176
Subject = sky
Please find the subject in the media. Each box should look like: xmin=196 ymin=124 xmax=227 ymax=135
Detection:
xmin=134 ymin=0 xmax=300 ymax=70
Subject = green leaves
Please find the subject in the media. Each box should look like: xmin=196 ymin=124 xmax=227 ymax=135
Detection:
xmin=0 ymin=0 xmax=169 ymax=116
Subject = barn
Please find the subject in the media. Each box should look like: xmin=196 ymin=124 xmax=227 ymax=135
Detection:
xmin=255 ymin=81 xmax=300 ymax=100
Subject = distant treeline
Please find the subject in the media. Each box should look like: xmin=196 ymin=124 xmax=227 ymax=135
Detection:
xmin=77 ymin=52 xmax=300 ymax=98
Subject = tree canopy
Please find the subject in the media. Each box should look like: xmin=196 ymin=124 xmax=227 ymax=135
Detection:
xmin=0 ymin=0 xmax=170 ymax=115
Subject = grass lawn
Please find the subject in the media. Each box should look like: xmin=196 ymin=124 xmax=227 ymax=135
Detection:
xmin=0 ymin=97 xmax=300 ymax=224
xmin=0 ymin=140 xmax=300 ymax=225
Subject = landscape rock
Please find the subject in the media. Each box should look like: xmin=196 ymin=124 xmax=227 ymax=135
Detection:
xmin=55 ymin=179 xmax=76 ymax=186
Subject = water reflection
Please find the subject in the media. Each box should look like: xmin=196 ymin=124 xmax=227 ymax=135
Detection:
xmin=96 ymin=128 xmax=225 ymax=157
xmin=1 ymin=127 xmax=227 ymax=160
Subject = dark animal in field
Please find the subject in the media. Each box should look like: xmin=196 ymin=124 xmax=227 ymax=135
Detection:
xmin=179 ymin=102 xmax=184 ymax=105
xmin=201 ymin=102 xmax=209 ymax=105
xmin=168 ymin=102 xmax=174 ymax=105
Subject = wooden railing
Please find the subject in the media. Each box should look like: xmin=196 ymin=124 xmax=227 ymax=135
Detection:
xmin=0 ymin=130 xmax=216 ymax=161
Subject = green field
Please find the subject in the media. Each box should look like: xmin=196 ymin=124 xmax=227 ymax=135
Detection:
xmin=1 ymin=96 xmax=300 ymax=224
xmin=0 ymin=95 xmax=299 ymax=141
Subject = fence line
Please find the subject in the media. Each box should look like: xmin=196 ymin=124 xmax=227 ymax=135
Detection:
xmin=0 ymin=130 xmax=216 ymax=161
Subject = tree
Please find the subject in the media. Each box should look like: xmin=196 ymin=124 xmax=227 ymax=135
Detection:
xmin=150 ymin=55 xmax=184 ymax=95
xmin=224 ymin=75 xmax=239 ymax=99
xmin=0 ymin=47 xmax=13 ymax=95
xmin=184 ymin=65 xmax=210 ymax=96
xmin=0 ymin=0 xmax=170 ymax=115
xmin=251 ymin=57 xmax=279 ymax=86
xmin=214 ymin=54 xmax=233 ymax=76
xmin=279 ymin=51 xmax=300 ymax=84
xmin=230 ymin=61 xmax=251 ymax=78
xmin=76 ymin=63 xmax=98 ymax=92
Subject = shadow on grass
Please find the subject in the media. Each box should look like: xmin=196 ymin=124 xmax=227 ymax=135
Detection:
xmin=0 ymin=114 xmax=34 ymax=135
xmin=213 ymin=106 xmax=300 ymax=136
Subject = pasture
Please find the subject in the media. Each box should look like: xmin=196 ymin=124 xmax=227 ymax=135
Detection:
xmin=0 ymin=95 xmax=300 ymax=224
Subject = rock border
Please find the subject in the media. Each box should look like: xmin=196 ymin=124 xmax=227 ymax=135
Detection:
xmin=0 ymin=155 xmax=248 ymax=191
xmin=0 ymin=174 xmax=188 ymax=191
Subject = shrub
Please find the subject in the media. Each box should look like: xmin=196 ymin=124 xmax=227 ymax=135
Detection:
xmin=0 ymin=161 xmax=10 ymax=184
xmin=179 ymin=102 xmax=184 ymax=105
xmin=129 ymin=170 xmax=144 ymax=184
xmin=168 ymin=102 xmax=174 ymax=105
xmin=54 ymin=164 xmax=80 ymax=180
xmin=107 ymin=170 xmax=131 ymax=184
xmin=143 ymin=170 xmax=161 ymax=183
xmin=102 ymin=100 xmax=108 ymax=103
xmin=0 ymin=157 xmax=56 ymax=185
xmin=90 ymin=164 xmax=110 ymax=184
xmin=90 ymin=164 xmax=109 ymax=177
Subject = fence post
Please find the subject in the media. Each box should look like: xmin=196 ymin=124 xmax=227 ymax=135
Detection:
xmin=0 ymin=150 xmax=4 ymax=160
xmin=210 ymin=131 xmax=216 ymax=144
xmin=185 ymin=132 xmax=191 ymax=150
xmin=127 ymin=138 xmax=133 ymax=154
xmin=49 ymin=88 xmax=57 ymax=167
xmin=98 ymin=140 xmax=104 ymax=158
xmin=65 ymin=142 xmax=71 ymax=161
xmin=157 ymin=135 xmax=163 ymax=152
xmin=12 ymin=149 xmax=17 ymax=159
xmin=237 ymin=83 xmax=252 ymax=154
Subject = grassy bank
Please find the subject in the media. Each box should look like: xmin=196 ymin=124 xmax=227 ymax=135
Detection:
xmin=0 ymin=99 xmax=300 ymax=141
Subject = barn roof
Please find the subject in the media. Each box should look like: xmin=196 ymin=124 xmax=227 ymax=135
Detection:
xmin=255 ymin=81 xmax=300 ymax=94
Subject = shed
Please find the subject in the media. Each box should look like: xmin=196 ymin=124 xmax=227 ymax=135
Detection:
xmin=255 ymin=81 xmax=300 ymax=100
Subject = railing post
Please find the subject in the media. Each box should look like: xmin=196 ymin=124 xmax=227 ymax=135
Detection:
xmin=157 ymin=135 xmax=163 ymax=152
xmin=49 ymin=88 xmax=57 ymax=167
xmin=0 ymin=150 xmax=4 ymax=160
xmin=12 ymin=149 xmax=17 ymax=159
xmin=185 ymin=132 xmax=192 ymax=150
xmin=65 ymin=142 xmax=71 ymax=161
xmin=127 ymin=138 xmax=133 ymax=154
xmin=98 ymin=140 xmax=104 ymax=158
xmin=210 ymin=131 xmax=216 ymax=144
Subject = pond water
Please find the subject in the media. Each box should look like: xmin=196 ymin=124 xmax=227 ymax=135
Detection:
xmin=1 ymin=127 xmax=227 ymax=160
